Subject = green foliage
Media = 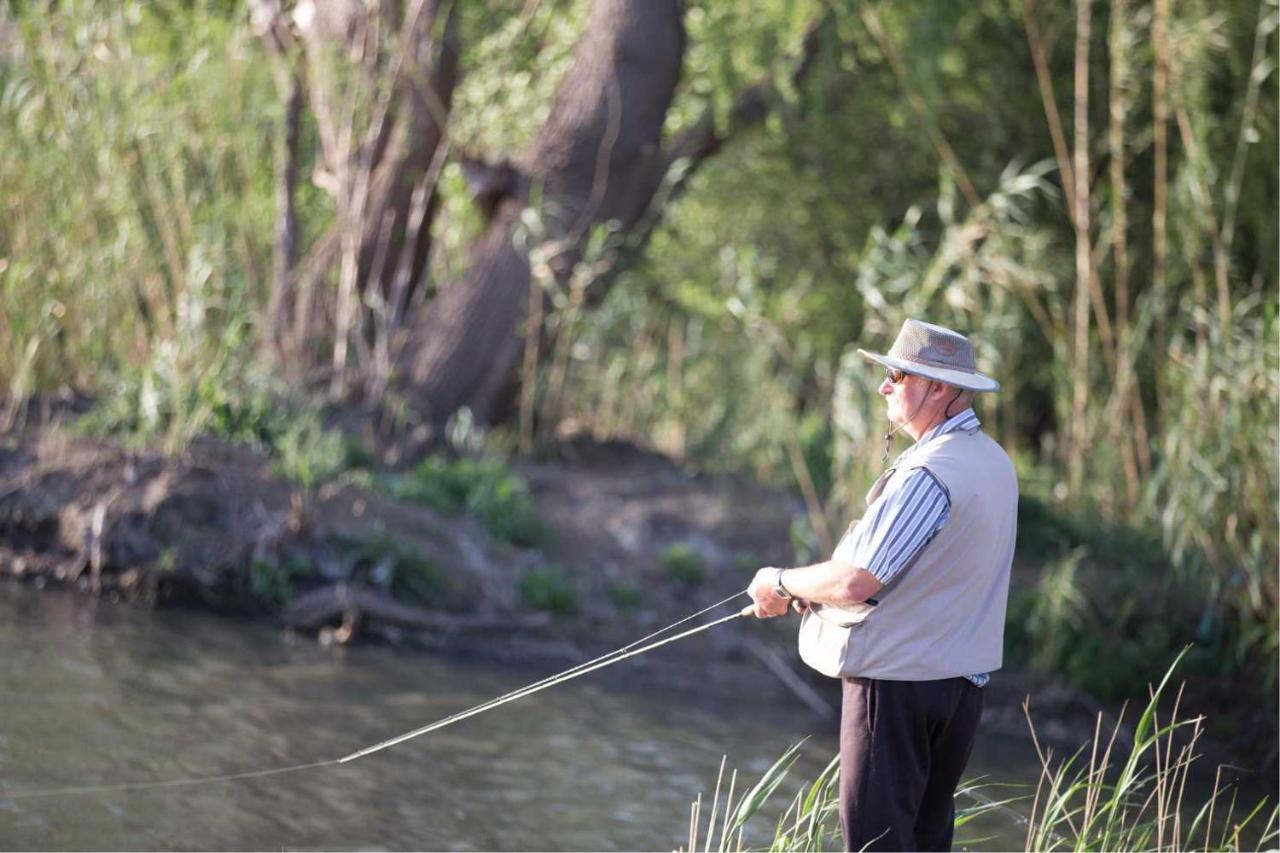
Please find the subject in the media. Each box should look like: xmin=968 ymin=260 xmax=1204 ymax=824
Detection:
xmin=660 ymin=543 xmax=706 ymax=588
xmin=75 ymin=362 xmax=364 ymax=489
xmin=248 ymin=556 xmax=309 ymax=607
xmin=73 ymin=336 xmax=285 ymax=453
xmin=0 ymin=0 xmax=277 ymax=405
xmin=1149 ymin=297 xmax=1280 ymax=691
xmin=687 ymin=654 xmax=1280 ymax=852
xmin=334 ymin=533 xmax=444 ymax=605
xmin=153 ymin=548 xmax=178 ymax=575
xmin=449 ymin=0 xmax=587 ymax=158
xmin=380 ymin=454 xmax=547 ymax=547
xmin=271 ymin=413 xmax=350 ymax=489
xmin=788 ymin=516 xmax=819 ymax=566
xmin=1007 ymin=497 xmax=1218 ymax=703
xmin=1021 ymin=649 xmax=1279 ymax=852
xmin=518 ymin=565 xmax=578 ymax=616
xmin=605 ymin=581 xmax=642 ymax=613
xmin=684 ymin=743 xmax=1006 ymax=852
xmin=1019 ymin=547 xmax=1089 ymax=674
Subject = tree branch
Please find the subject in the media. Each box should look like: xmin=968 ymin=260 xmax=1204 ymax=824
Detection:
xmin=662 ymin=15 xmax=828 ymax=202
xmin=591 ymin=12 xmax=832 ymax=292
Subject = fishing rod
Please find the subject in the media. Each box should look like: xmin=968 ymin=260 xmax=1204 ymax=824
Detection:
xmin=1 ymin=592 xmax=757 ymax=801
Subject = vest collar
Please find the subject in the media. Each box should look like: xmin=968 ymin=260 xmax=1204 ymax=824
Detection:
xmin=893 ymin=408 xmax=981 ymax=467
xmin=870 ymin=410 xmax=982 ymax=506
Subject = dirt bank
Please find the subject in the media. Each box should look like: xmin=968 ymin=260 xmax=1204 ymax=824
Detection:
xmin=0 ymin=423 xmax=805 ymax=701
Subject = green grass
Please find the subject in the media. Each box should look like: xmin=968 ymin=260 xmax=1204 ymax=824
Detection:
xmin=248 ymin=556 xmax=309 ymax=607
xmin=73 ymin=359 xmax=287 ymax=452
xmin=74 ymin=365 xmax=372 ymax=490
xmin=1 ymin=1 xmax=279 ymax=418
xmin=661 ymin=543 xmax=706 ymax=588
xmin=271 ymin=413 xmax=354 ymax=489
xmin=606 ymin=581 xmax=643 ymax=612
xmin=333 ymin=533 xmax=445 ymax=605
xmin=379 ymin=454 xmax=548 ymax=547
xmin=1006 ymin=496 xmax=1251 ymax=704
xmin=518 ymin=565 xmax=578 ymax=615
xmin=1019 ymin=648 xmax=1278 ymax=852
xmin=682 ymin=744 xmax=1003 ymax=852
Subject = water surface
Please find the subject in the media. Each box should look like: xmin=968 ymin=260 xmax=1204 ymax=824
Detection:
xmin=0 ymin=583 xmax=1032 ymax=850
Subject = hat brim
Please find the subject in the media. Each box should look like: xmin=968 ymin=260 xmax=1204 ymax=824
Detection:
xmin=858 ymin=349 xmax=1000 ymax=393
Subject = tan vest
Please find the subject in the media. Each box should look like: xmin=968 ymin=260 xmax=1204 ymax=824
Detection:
xmin=798 ymin=429 xmax=1017 ymax=680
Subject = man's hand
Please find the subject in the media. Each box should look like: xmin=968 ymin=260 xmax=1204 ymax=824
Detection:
xmin=747 ymin=568 xmax=792 ymax=619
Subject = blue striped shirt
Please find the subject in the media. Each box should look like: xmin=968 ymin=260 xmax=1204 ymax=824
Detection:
xmin=840 ymin=408 xmax=990 ymax=687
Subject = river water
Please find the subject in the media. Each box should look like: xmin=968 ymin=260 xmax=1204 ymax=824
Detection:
xmin=0 ymin=582 xmax=1036 ymax=851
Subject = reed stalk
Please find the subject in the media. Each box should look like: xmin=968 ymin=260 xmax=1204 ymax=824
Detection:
xmin=858 ymin=5 xmax=981 ymax=211
xmin=685 ymin=653 xmax=1277 ymax=852
xmin=1151 ymin=0 xmax=1171 ymax=413
xmin=1067 ymin=0 xmax=1092 ymax=497
xmin=1106 ymin=0 xmax=1141 ymax=505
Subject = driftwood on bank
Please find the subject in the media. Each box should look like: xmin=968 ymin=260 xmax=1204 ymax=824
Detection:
xmin=283 ymin=582 xmax=551 ymax=635
xmin=742 ymin=635 xmax=836 ymax=719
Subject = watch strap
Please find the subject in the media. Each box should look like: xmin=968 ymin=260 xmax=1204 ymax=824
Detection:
xmin=773 ymin=568 xmax=792 ymax=599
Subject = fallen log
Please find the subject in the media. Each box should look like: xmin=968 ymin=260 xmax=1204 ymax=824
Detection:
xmin=283 ymin=582 xmax=550 ymax=634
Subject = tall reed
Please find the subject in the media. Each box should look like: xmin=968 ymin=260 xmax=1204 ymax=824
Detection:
xmin=682 ymin=654 xmax=1278 ymax=852
xmin=0 ymin=2 xmax=277 ymax=446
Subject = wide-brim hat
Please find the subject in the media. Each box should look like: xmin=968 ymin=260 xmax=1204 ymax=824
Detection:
xmin=857 ymin=319 xmax=1000 ymax=392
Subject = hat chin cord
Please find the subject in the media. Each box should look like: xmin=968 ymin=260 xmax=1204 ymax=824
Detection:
xmin=883 ymin=394 xmax=928 ymax=464
xmin=943 ymin=387 xmax=965 ymax=419
xmin=881 ymin=382 xmax=964 ymax=463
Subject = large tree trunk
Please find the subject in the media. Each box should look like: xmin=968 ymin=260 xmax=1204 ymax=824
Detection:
xmin=403 ymin=0 xmax=684 ymax=436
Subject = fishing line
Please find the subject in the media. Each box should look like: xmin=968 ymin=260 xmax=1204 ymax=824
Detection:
xmin=338 ymin=589 xmax=748 ymax=760
xmin=0 ymin=760 xmax=340 ymax=801
xmin=0 ymin=591 xmax=752 ymax=801
xmin=341 ymin=599 xmax=754 ymax=763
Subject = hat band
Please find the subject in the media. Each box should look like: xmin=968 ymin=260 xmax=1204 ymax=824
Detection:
xmin=889 ymin=352 xmax=979 ymax=374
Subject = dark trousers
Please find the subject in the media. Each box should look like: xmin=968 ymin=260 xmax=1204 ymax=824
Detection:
xmin=838 ymin=676 xmax=983 ymax=852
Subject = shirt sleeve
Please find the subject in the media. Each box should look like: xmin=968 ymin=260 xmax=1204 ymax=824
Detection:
xmin=848 ymin=467 xmax=951 ymax=586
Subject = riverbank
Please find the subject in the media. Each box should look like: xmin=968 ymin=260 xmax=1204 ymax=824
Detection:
xmin=0 ymin=414 xmax=1273 ymax=801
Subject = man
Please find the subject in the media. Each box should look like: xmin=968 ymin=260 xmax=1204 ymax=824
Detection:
xmin=748 ymin=318 xmax=1017 ymax=852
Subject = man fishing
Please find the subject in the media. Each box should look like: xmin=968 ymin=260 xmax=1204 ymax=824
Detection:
xmin=747 ymin=318 xmax=1017 ymax=852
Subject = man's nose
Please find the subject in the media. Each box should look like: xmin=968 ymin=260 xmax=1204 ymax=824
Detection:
xmin=878 ymin=378 xmax=893 ymax=396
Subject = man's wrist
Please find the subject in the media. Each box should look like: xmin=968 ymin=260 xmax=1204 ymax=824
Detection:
xmin=772 ymin=568 xmax=792 ymax=600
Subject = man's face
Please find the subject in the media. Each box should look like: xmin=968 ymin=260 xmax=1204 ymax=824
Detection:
xmin=879 ymin=368 xmax=932 ymax=426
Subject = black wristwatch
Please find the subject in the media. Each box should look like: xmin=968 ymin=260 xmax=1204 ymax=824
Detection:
xmin=772 ymin=568 xmax=792 ymax=600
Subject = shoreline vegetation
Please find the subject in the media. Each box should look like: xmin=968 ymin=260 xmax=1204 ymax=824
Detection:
xmin=1 ymin=406 xmax=1275 ymax=803
xmin=684 ymin=655 xmax=1279 ymax=853
xmin=0 ymin=0 xmax=1275 ymax=846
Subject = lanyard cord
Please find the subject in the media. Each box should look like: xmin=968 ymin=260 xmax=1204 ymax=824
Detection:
xmin=1 ymin=591 xmax=751 ymax=801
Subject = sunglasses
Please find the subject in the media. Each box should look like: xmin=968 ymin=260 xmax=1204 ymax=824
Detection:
xmin=885 ymin=367 xmax=909 ymax=384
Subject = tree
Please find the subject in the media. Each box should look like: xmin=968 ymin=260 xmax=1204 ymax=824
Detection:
xmin=252 ymin=0 xmax=827 ymax=449
xmin=403 ymin=0 xmax=684 ymax=434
